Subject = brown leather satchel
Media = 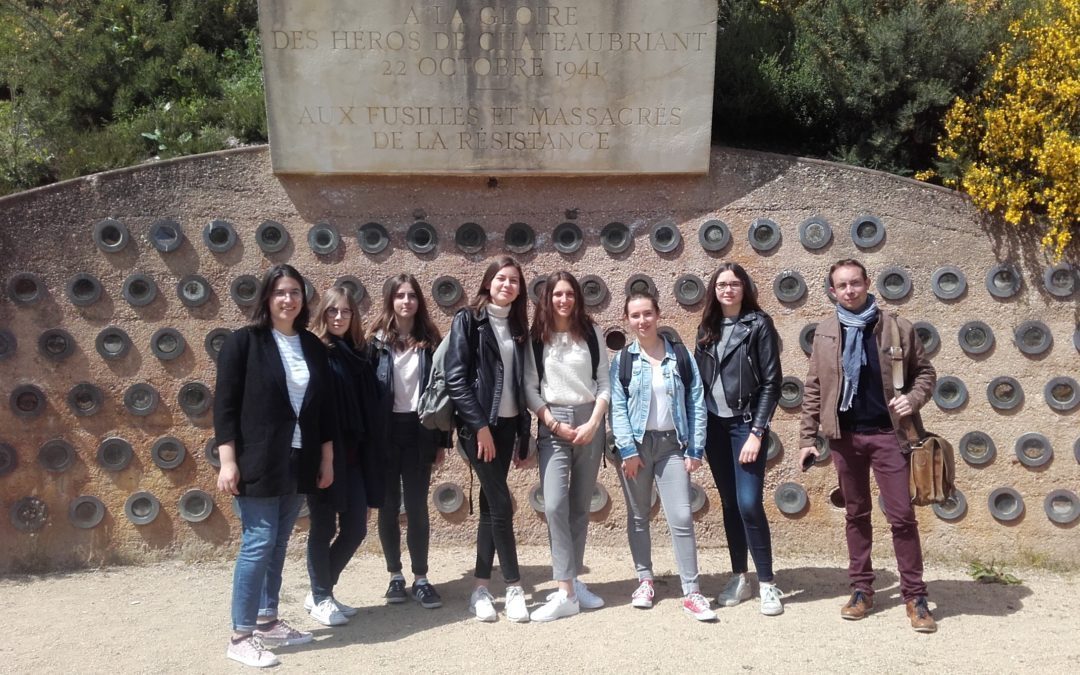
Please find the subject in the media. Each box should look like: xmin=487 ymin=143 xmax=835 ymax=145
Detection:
xmin=889 ymin=317 xmax=956 ymax=506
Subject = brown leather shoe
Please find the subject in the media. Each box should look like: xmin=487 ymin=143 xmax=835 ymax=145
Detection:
xmin=840 ymin=590 xmax=873 ymax=620
xmin=906 ymin=596 xmax=938 ymax=633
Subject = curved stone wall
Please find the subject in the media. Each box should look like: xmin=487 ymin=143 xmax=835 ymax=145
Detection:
xmin=0 ymin=146 xmax=1076 ymax=572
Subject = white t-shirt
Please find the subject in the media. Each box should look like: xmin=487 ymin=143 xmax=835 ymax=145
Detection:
xmin=392 ymin=346 xmax=422 ymax=413
xmin=487 ymin=303 xmax=519 ymax=418
xmin=645 ymin=357 xmax=675 ymax=431
xmin=272 ymin=329 xmax=309 ymax=447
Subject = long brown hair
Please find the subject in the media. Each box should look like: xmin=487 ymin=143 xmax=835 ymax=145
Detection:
xmin=698 ymin=262 xmax=762 ymax=345
xmin=469 ymin=256 xmax=528 ymax=342
xmin=369 ymin=274 xmax=441 ymax=350
xmin=251 ymin=264 xmax=310 ymax=332
xmin=311 ymin=285 xmax=365 ymax=347
xmin=531 ymin=270 xmax=593 ymax=344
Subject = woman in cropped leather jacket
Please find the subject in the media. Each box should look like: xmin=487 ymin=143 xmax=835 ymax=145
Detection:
xmin=694 ymin=262 xmax=784 ymax=616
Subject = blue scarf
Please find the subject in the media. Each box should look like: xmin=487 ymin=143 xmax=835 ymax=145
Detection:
xmin=836 ymin=295 xmax=879 ymax=412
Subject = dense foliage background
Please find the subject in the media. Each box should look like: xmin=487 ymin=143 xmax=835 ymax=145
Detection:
xmin=0 ymin=0 xmax=1075 ymax=255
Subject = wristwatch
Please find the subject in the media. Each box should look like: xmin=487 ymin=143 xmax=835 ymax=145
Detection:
xmin=750 ymin=426 xmax=766 ymax=439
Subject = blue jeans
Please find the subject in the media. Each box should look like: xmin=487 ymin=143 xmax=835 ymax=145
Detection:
xmin=705 ymin=414 xmax=774 ymax=582
xmin=231 ymin=493 xmax=304 ymax=631
xmin=307 ymin=463 xmax=368 ymax=603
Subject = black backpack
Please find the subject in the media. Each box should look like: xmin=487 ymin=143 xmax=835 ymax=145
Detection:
xmin=532 ymin=327 xmax=600 ymax=384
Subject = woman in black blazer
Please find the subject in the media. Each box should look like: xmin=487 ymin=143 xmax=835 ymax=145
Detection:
xmin=214 ymin=263 xmax=334 ymax=668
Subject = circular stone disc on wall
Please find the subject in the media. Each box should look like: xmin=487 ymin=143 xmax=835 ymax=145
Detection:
xmin=604 ymin=327 xmax=627 ymax=352
xmin=552 ymin=222 xmax=583 ymax=254
xmin=93 ymin=218 xmax=130 ymax=253
xmin=765 ymin=431 xmax=782 ymax=462
xmin=798 ymin=216 xmax=833 ymax=250
xmin=204 ymin=328 xmax=230 ymax=361
xmin=624 ymin=274 xmax=656 ymax=298
xmin=124 ymin=491 xmax=161 ymax=525
xmin=151 ymin=436 xmax=187 ymax=470
xmin=932 ymin=489 xmax=967 ymax=522
xmin=123 ymin=383 xmax=159 ymax=416
xmin=229 ymin=275 xmax=260 ymax=307
xmin=0 ymin=442 xmax=18 ymax=476
xmin=778 ymin=376 xmax=804 ymax=409
xmin=674 ymin=274 xmax=705 ymax=306
xmin=69 ymin=495 xmax=106 ymax=529
xmin=1043 ymin=263 xmax=1076 ymax=298
xmin=933 ymin=376 xmax=968 ymax=410
xmin=698 ymin=219 xmax=731 ymax=252
xmin=121 ymin=273 xmax=158 ymax=307
xmin=7 ymin=271 xmax=46 ymax=305
xmin=202 ymin=437 xmax=222 ymax=468
xmin=97 ymin=437 xmax=134 ymax=471
xmin=601 ymin=222 xmax=631 ymax=254
xmin=10 ymin=384 xmax=46 ymax=418
xmin=406 ymin=221 xmax=438 ymax=254
xmin=357 ymin=222 xmax=390 ymax=254
xmin=850 ymin=215 xmax=886 ymax=248
xmin=11 ymin=496 xmax=48 ymax=532
xmin=812 ymin=435 xmax=831 ymax=464
xmin=580 ymin=275 xmax=608 ymax=307
xmin=650 ymin=220 xmax=682 ymax=253
xmin=66 ymin=273 xmax=103 ymax=307
xmin=798 ymin=323 xmax=818 ymax=355
xmin=38 ymin=328 xmax=75 ymax=361
xmin=930 ymin=265 xmax=967 ymax=300
xmin=912 ymin=321 xmax=940 ymax=356
xmin=958 ymin=321 xmax=995 ymax=355
xmin=958 ymin=431 xmax=996 ymax=466
xmin=178 ymin=382 xmax=212 ymax=416
xmin=986 ymin=376 xmax=1024 ymax=411
xmin=431 ymin=276 xmax=464 ymax=307
xmin=255 ymin=220 xmax=290 ymax=254
xmin=528 ymin=483 xmax=545 ymax=512
xmin=179 ymin=489 xmax=215 ymax=523
xmin=1044 ymin=489 xmax=1080 ymax=524
xmin=1044 ymin=376 xmax=1080 ymax=412
xmin=176 ymin=274 xmax=211 ymax=308
xmin=67 ymin=383 xmax=104 ymax=417
xmin=1013 ymin=321 xmax=1053 ymax=355
xmin=747 ymin=218 xmax=781 ymax=252
xmin=432 ymin=482 xmax=465 ymax=514
xmin=876 ymin=266 xmax=912 ymax=301
xmin=528 ymin=276 xmax=547 ymax=304
xmin=504 ymin=222 xmax=535 ymax=254
xmin=150 ymin=327 xmax=186 ymax=361
xmin=985 ymin=263 xmax=1022 ymax=299
xmin=333 ymin=276 xmax=366 ymax=304
xmin=95 ymin=325 xmax=132 ymax=360
xmin=987 ymin=487 xmax=1024 ymax=522
xmin=1014 ymin=432 xmax=1053 ymax=467
xmin=307 ymin=222 xmax=340 ymax=255
xmin=774 ymin=482 xmax=808 ymax=515
xmin=590 ymin=483 xmax=610 ymax=513
xmin=149 ymin=218 xmax=184 ymax=253
xmin=689 ymin=482 xmax=707 ymax=513
xmin=202 ymin=219 xmax=237 ymax=253
xmin=38 ymin=439 xmax=75 ymax=473
xmin=454 ymin=222 xmax=486 ymax=254
xmin=773 ymin=270 xmax=807 ymax=303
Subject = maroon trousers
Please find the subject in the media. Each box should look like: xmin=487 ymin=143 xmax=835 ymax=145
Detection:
xmin=831 ymin=429 xmax=927 ymax=601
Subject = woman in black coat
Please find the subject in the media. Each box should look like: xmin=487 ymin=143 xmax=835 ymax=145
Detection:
xmin=214 ymin=264 xmax=334 ymax=668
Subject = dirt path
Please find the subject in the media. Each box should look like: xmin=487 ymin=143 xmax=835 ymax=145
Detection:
xmin=2 ymin=545 xmax=1077 ymax=673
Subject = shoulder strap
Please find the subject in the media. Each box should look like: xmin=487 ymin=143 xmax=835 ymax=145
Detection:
xmin=586 ymin=327 xmax=600 ymax=381
xmin=673 ymin=342 xmax=693 ymax=392
xmin=619 ymin=346 xmax=633 ymax=397
xmin=532 ymin=339 xmax=544 ymax=384
xmin=888 ymin=315 xmax=904 ymax=393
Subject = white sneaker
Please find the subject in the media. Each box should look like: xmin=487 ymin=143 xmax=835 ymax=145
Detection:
xmin=530 ymin=590 xmax=580 ymax=622
xmin=683 ymin=592 xmax=718 ymax=622
xmin=505 ymin=585 xmax=530 ymax=623
xmin=309 ymin=596 xmax=348 ymax=626
xmin=717 ymin=573 xmax=752 ymax=607
xmin=226 ymin=635 xmax=279 ymax=668
xmin=573 ymin=579 xmax=605 ymax=609
xmin=469 ymin=587 xmax=497 ymax=622
xmin=760 ymin=583 xmax=784 ymax=616
xmin=333 ymin=596 xmax=359 ymax=617
xmin=631 ymin=579 xmax=655 ymax=609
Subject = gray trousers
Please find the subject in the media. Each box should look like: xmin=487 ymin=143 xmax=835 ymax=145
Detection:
xmin=537 ymin=401 xmax=605 ymax=581
xmin=618 ymin=430 xmax=700 ymax=595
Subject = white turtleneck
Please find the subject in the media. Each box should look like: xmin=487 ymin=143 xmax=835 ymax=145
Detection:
xmin=487 ymin=303 xmax=519 ymax=418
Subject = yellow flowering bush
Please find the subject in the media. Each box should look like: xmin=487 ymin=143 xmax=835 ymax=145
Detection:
xmin=935 ymin=0 xmax=1079 ymax=259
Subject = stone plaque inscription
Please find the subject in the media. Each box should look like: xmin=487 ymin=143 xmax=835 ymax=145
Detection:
xmin=258 ymin=1 xmax=717 ymax=174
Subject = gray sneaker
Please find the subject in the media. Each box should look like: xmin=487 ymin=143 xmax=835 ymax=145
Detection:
xmin=385 ymin=577 xmax=408 ymax=604
xmin=252 ymin=620 xmax=312 ymax=647
xmin=717 ymin=574 xmax=752 ymax=607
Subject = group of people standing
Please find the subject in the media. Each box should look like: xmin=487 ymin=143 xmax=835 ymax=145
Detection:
xmin=213 ymin=256 xmax=939 ymax=668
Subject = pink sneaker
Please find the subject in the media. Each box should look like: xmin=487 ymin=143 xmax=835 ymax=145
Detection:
xmin=253 ymin=619 xmax=312 ymax=647
xmin=226 ymin=635 xmax=279 ymax=668
xmin=631 ymin=579 xmax=655 ymax=609
xmin=683 ymin=592 xmax=718 ymax=621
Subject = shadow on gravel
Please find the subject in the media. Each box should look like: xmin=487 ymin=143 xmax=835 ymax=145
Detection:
xmin=925 ymin=579 xmax=1032 ymax=621
xmin=775 ymin=566 xmax=899 ymax=606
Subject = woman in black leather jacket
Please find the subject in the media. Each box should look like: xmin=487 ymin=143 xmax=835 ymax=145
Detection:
xmin=695 ymin=262 xmax=784 ymax=616
xmin=444 ymin=256 xmax=532 ymax=623
xmin=369 ymin=274 xmax=450 ymax=610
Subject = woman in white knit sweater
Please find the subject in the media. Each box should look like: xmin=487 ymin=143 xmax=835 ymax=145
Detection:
xmin=525 ymin=271 xmax=611 ymax=622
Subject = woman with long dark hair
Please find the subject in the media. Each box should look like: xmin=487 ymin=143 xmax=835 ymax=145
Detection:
xmin=445 ymin=256 xmax=532 ymax=623
xmin=369 ymin=274 xmax=449 ymax=610
xmin=695 ymin=262 xmax=784 ymax=615
xmin=303 ymin=285 xmax=382 ymax=627
xmin=214 ymin=263 xmax=334 ymax=667
xmin=524 ymin=271 xmax=610 ymax=621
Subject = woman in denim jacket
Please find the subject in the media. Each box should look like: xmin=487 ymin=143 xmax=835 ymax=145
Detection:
xmin=609 ymin=291 xmax=715 ymax=622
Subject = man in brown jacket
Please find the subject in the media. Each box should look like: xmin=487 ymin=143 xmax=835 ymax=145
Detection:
xmin=799 ymin=259 xmax=938 ymax=633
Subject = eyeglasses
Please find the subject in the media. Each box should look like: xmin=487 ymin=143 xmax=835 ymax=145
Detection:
xmin=324 ymin=307 xmax=352 ymax=318
xmin=716 ymin=281 xmax=744 ymax=290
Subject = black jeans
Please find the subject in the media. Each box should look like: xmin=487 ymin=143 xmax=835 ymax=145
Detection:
xmin=306 ymin=462 xmax=368 ymax=603
xmin=378 ymin=413 xmax=434 ymax=576
xmin=463 ymin=417 xmax=520 ymax=583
